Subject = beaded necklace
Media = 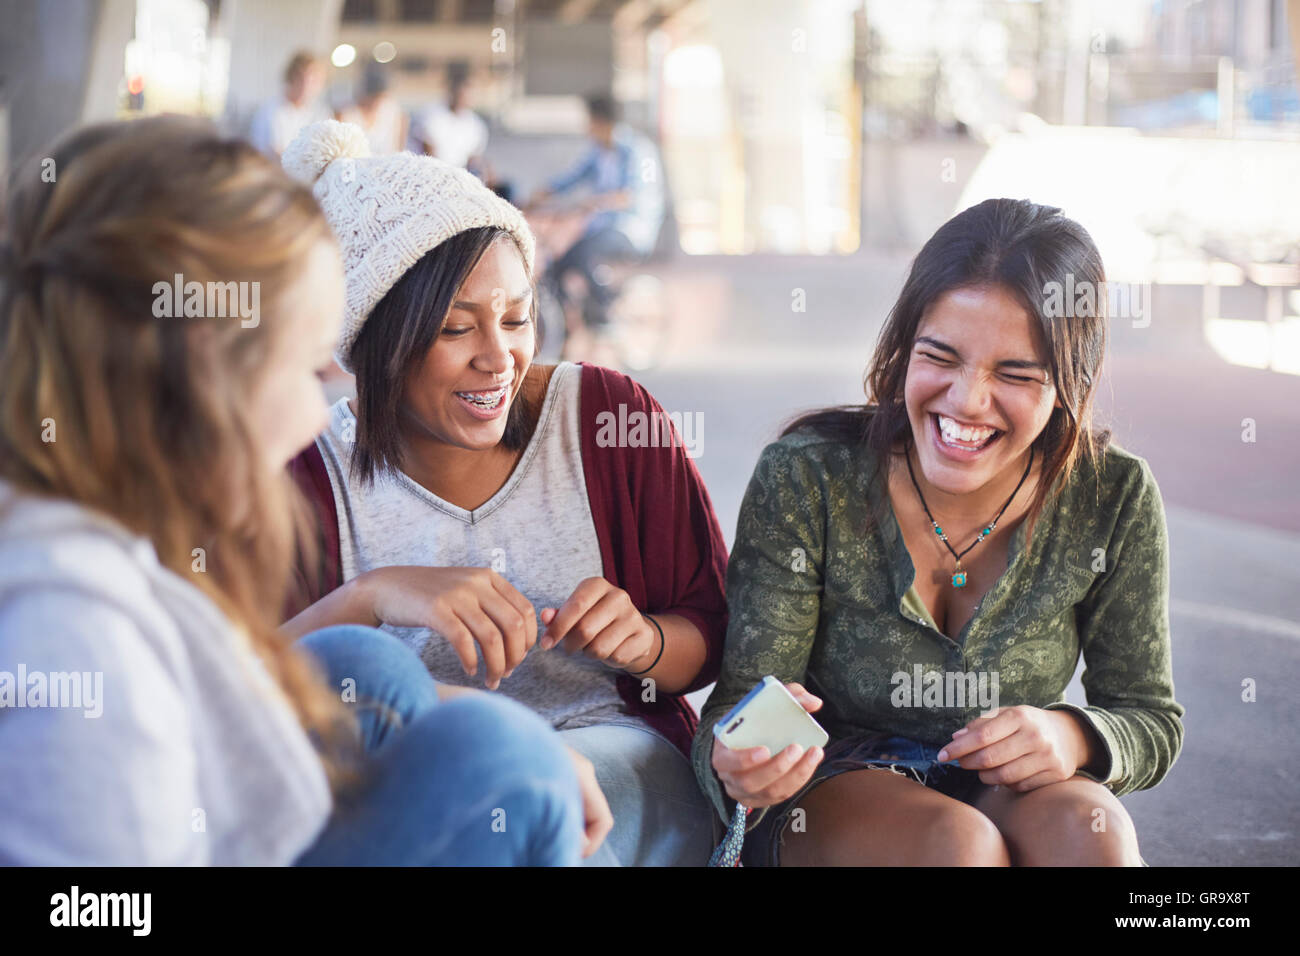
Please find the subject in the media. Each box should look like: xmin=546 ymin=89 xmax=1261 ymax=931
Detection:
xmin=904 ymin=445 xmax=1034 ymax=588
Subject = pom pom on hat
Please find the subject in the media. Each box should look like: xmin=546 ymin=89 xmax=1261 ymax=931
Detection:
xmin=282 ymin=120 xmax=371 ymax=185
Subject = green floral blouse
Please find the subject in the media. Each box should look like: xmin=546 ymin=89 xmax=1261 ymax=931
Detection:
xmin=692 ymin=428 xmax=1186 ymax=827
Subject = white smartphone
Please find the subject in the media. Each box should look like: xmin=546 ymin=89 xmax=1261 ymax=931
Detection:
xmin=713 ymin=675 xmax=829 ymax=754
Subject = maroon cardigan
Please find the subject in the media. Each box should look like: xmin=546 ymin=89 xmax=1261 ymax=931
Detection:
xmin=286 ymin=363 xmax=729 ymax=757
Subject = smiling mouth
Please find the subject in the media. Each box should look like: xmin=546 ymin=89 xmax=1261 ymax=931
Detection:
xmin=455 ymin=385 xmax=508 ymax=410
xmin=932 ymin=413 xmax=1003 ymax=451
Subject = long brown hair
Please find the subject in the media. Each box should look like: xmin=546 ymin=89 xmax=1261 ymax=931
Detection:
xmin=784 ymin=198 xmax=1111 ymax=527
xmin=0 ymin=115 xmax=357 ymax=783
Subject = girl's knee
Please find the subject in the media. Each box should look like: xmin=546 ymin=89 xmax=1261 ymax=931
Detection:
xmin=1011 ymin=782 xmax=1141 ymax=866
xmin=299 ymin=624 xmax=418 ymax=675
xmin=338 ymin=694 xmax=582 ymax=865
xmin=918 ymin=803 xmax=1010 ymax=866
xmin=299 ymin=626 xmax=439 ymax=743
xmin=1077 ymin=794 xmax=1140 ymax=865
xmin=428 ymin=693 xmax=573 ymax=777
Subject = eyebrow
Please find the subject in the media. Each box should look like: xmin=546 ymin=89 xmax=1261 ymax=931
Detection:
xmin=451 ymin=288 xmax=533 ymax=312
xmin=914 ymin=336 xmax=1048 ymax=372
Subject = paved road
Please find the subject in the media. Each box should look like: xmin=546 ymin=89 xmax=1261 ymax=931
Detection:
xmin=631 ymin=251 xmax=1300 ymax=866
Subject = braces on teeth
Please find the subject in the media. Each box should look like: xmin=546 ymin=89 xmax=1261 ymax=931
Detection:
xmin=459 ymin=388 xmax=506 ymax=408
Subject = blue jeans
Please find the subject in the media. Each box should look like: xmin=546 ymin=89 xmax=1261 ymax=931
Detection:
xmin=293 ymin=626 xmax=584 ymax=866
xmin=560 ymin=722 xmax=715 ymax=867
xmin=545 ymin=225 xmax=640 ymax=330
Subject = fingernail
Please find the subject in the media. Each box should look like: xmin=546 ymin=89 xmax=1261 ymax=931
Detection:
xmin=952 ymin=728 xmax=968 ymax=737
xmin=937 ymin=749 xmax=949 ymax=762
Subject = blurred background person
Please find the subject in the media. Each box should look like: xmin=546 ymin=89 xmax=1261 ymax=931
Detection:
xmin=338 ymin=63 xmax=407 ymax=156
xmin=248 ymin=50 xmax=329 ymax=160
xmin=412 ymin=63 xmax=488 ymax=171
xmin=411 ymin=62 xmax=513 ymax=201
xmin=527 ymin=94 xmax=665 ymax=341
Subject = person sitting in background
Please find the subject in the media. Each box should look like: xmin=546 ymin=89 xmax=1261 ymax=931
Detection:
xmin=248 ymin=50 xmax=330 ymax=159
xmin=412 ymin=65 xmax=514 ymax=203
xmin=413 ymin=65 xmax=488 ymax=171
xmin=338 ymin=63 xmax=407 ymax=157
xmin=527 ymin=94 xmax=665 ymax=336
xmin=0 ymin=115 xmax=603 ymax=866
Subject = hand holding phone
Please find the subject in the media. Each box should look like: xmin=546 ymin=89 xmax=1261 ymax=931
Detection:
xmin=711 ymin=677 xmax=827 ymax=809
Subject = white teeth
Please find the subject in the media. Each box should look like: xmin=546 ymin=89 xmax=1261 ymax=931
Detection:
xmin=937 ymin=414 xmax=996 ymax=446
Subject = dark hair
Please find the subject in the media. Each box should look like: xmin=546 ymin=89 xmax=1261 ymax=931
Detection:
xmin=447 ymin=61 xmax=471 ymax=95
xmin=585 ymin=94 xmax=618 ymax=124
xmin=348 ymin=227 xmax=538 ymax=485
xmin=784 ymin=197 xmax=1111 ymax=525
xmin=360 ymin=63 xmax=390 ymax=99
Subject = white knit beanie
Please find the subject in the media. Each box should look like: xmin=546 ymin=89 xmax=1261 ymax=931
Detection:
xmin=282 ymin=120 xmax=536 ymax=372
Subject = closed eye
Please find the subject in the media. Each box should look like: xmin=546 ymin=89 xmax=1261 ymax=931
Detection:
xmin=919 ymin=351 xmax=955 ymax=366
xmin=442 ymin=315 xmax=531 ymax=337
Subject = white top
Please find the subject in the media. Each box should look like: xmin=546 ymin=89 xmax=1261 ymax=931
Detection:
xmin=0 ymin=481 xmax=332 ymax=865
xmin=413 ymin=103 xmax=488 ymax=168
xmin=249 ymin=95 xmax=330 ymax=156
xmin=338 ymin=97 xmax=406 ymax=156
xmin=315 ymin=361 xmax=639 ymax=730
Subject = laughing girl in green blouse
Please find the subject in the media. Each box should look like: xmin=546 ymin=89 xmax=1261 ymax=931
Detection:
xmin=695 ymin=198 xmax=1184 ymax=867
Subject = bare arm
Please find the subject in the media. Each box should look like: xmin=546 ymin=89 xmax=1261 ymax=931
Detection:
xmin=280 ymin=574 xmax=377 ymax=642
xmin=622 ymin=612 xmax=706 ymax=694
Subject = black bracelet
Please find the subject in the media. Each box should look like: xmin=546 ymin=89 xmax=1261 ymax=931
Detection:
xmin=627 ymin=613 xmax=665 ymax=676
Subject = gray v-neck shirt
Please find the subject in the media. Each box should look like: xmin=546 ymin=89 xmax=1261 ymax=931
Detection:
xmin=316 ymin=362 xmax=638 ymax=730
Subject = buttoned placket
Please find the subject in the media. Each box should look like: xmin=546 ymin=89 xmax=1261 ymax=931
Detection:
xmin=881 ymin=485 xmax=1034 ymax=728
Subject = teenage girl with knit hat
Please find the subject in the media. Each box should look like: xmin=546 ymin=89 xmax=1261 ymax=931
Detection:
xmin=0 ymin=115 xmax=597 ymax=865
xmin=281 ymin=121 xmax=727 ymax=866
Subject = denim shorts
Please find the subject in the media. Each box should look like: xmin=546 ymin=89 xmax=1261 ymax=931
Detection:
xmin=740 ymin=731 xmax=987 ymax=867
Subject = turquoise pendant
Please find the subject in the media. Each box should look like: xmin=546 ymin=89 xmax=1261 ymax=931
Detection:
xmin=952 ymin=571 xmax=968 ymax=588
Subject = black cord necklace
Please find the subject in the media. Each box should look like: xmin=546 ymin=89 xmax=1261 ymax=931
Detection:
xmin=904 ymin=444 xmax=1034 ymax=588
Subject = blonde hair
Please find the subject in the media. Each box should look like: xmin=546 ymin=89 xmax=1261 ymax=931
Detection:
xmin=0 ymin=115 xmax=357 ymax=785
